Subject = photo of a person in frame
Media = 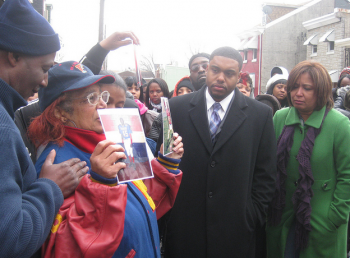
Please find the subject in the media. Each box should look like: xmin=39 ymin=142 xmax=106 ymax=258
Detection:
xmin=118 ymin=118 xmax=134 ymax=166
xmin=162 ymin=98 xmax=174 ymax=155
xmin=112 ymin=114 xmax=153 ymax=182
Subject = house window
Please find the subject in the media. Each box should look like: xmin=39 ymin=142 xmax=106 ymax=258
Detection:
xmin=243 ymin=51 xmax=248 ymax=62
xmin=252 ymin=49 xmax=257 ymax=61
xmin=345 ymin=48 xmax=350 ymax=67
xmin=328 ymin=41 xmax=335 ymax=52
xmin=311 ymin=45 xmax=317 ymax=56
xmin=46 ymin=4 xmax=53 ymax=23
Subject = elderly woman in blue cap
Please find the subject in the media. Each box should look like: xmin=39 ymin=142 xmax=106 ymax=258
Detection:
xmin=28 ymin=61 xmax=183 ymax=258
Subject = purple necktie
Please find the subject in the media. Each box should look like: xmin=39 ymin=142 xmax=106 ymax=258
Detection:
xmin=209 ymin=102 xmax=222 ymax=142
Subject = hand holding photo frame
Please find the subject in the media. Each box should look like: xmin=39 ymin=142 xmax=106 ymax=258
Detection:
xmin=98 ymin=108 xmax=154 ymax=183
xmin=161 ymin=97 xmax=174 ymax=156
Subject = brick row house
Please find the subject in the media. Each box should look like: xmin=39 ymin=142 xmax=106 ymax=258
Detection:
xmin=237 ymin=0 xmax=350 ymax=95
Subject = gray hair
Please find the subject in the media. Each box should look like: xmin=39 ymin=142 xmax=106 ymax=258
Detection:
xmin=99 ymin=70 xmax=127 ymax=92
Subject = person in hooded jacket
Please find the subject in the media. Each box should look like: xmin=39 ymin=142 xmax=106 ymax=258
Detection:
xmin=266 ymin=74 xmax=289 ymax=108
xmin=173 ymin=76 xmax=194 ymax=97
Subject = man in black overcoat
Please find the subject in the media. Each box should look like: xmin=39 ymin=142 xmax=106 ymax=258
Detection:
xmin=162 ymin=47 xmax=277 ymax=257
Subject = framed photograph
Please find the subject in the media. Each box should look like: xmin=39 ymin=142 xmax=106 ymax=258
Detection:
xmin=161 ymin=97 xmax=174 ymax=156
xmin=98 ymin=108 xmax=154 ymax=183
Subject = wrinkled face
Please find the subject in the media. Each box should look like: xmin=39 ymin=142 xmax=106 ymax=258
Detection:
xmin=61 ymin=84 xmax=107 ymax=133
xmin=190 ymin=57 xmax=209 ymax=90
xmin=177 ymin=86 xmax=193 ymax=96
xmin=12 ymin=52 xmax=56 ymax=100
xmin=127 ymin=83 xmax=140 ymax=99
xmin=272 ymin=83 xmax=287 ymax=101
xmin=290 ymin=72 xmax=317 ymax=120
xmin=236 ymin=83 xmax=251 ymax=97
xmin=149 ymin=82 xmax=164 ymax=104
xmin=206 ymin=56 xmax=241 ymax=102
xmin=101 ymin=84 xmax=126 ymax=108
xmin=340 ymin=77 xmax=350 ymax=88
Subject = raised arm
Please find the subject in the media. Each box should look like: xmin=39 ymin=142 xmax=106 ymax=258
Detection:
xmin=81 ymin=31 xmax=139 ymax=75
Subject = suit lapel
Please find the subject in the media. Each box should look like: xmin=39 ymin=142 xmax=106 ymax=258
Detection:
xmin=189 ymin=86 xmax=213 ymax=154
xmin=212 ymin=88 xmax=248 ymax=155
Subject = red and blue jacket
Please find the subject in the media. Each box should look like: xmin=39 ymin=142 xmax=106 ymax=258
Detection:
xmin=35 ymin=126 xmax=182 ymax=258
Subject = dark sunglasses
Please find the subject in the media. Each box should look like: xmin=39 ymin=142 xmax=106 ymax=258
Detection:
xmin=191 ymin=63 xmax=208 ymax=72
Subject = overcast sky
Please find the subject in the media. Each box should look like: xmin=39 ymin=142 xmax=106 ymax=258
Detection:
xmin=47 ymin=0 xmax=309 ymax=71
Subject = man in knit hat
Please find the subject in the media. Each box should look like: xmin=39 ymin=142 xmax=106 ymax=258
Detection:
xmin=0 ymin=0 xmax=89 ymax=256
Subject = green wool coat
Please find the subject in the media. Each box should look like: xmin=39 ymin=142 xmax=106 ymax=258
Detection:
xmin=266 ymin=106 xmax=350 ymax=258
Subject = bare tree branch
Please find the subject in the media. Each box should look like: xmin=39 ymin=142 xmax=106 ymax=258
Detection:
xmin=186 ymin=43 xmax=203 ymax=60
xmin=140 ymin=53 xmax=156 ymax=77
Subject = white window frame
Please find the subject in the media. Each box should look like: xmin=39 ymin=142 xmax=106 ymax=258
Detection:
xmin=252 ymin=49 xmax=257 ymax=62
xmin=311 ymin=44 xmax=317 ymax=57
xmin=243 ymin=50 xmax=248 ymax=63
xmin=327 ymin=41 xmax=335 ymax=54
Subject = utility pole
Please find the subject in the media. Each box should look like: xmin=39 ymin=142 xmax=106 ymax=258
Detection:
xmin=98 ymin=0 xmax=107 ymax=70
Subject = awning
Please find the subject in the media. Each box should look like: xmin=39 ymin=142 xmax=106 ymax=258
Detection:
xmin=237 ymin=39 xmax=248 ymax=51
xmin=244 ymin=36 xmax=258 ymax=49
xmin=328 ymin=70 xmax=339 ymax=83
xmin=335 ymin=38 xmax=350 ymax=47
xmin=303 ymin=34 xmax=318 ymax=45
xmin=319 ymin=29 xmax=334 ymax=42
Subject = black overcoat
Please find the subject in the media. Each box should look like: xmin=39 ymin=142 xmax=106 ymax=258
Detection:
xmin=162 ymin=86 xmax=277 ymax=258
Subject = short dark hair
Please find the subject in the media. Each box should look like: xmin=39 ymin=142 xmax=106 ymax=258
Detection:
xmin=124 ymin=76 xmax=138 ymax=88
xmin=123 ymin=75 xmax=144 ymax=102
xmin=188 ymin=53 xmax=210 ymax=69
xmin=210 ymin=46 xmax=243 ymax=71
xmin=286 ymin=61 xmax=333 ymax=110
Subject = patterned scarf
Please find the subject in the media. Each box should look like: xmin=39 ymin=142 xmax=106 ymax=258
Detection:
xmin=268 ymin=109 xmax=329 ymax=250
xmin=150 ymin=100 xmax=162 ymax=112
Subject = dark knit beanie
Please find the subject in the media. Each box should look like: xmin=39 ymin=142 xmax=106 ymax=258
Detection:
xmin=177 ymin=79 xmax=194 ymax=94
xmin=0 ymin=0 xmax=60 ymax=55
xmin=188 ymin=53 xmax=210 ymax=69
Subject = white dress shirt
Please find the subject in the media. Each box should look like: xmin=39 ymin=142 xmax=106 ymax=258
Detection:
xmin=206 ymin=88 xmax=235 ymax=122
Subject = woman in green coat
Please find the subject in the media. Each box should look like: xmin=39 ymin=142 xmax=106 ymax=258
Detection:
xmin=266 ymin=61 xmax=350 ymax=258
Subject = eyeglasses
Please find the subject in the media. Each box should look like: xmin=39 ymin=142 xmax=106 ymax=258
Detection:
xmin=190 ymin=62 xmax=208 ymax=72
xmin=85 ymin=91 xmax=110 ymax=105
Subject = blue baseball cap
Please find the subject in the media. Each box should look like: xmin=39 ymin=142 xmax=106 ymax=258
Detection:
xmin=39 ymin=61 xmax=115 ymax=111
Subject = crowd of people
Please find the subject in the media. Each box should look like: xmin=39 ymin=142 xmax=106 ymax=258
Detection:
xmin=2 ymin=0 xmax=350 ymax=258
